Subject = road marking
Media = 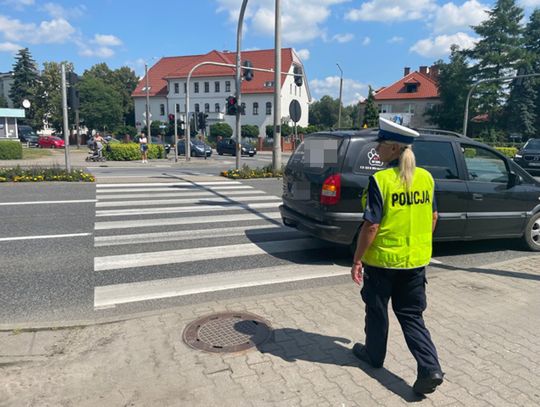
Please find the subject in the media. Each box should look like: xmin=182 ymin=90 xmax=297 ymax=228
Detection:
xmin=96 ymin=185 xmax=253 ymax=193
xmin=95 ymin=211 xmax=282 ymax=230
xmin=96 ymin=195 xmax=281 ymax=208
xmin=94 ymin=224 xmax=301 ymax=247
xmin=96 ymin=181 xmax=240 ymax=188
xmin=0 ymin=232 xmax=92 ymax=242
xmin=430 ymin=258 xmax=443 ymax=264
xmin=94 ymin=263 xmax=348 ymax=308
xmin=0 ymin=199 xmax=97 ymax=206
xmin=94 ymin=238 xmax=332 ymax=271
xmin=96 ymin=201 xmax=280 ymax=217
xmin=96 ymin=189 xmax=265 ymax=200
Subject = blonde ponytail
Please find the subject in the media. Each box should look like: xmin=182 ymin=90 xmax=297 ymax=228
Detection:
xmin=399 ymin=145 xmax=416 ymax=189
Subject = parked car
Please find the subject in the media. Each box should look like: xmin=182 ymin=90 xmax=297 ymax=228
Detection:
xmin=513 ymin=138 xmax=540 ymax=173
xmin=279 ymin=129 xmax=540 ymax=252
xmin=17 ymin=125 xmax=39 ymax=147
xmin=151 ymin=136 xmax=171 ymax=155
xmin=38 ymin=135 xmax=65 ymax=149
xmin=217 ymin=138 xmax=256 ymax=156
xmin=177 ymin=139 xmax=212 ymax=157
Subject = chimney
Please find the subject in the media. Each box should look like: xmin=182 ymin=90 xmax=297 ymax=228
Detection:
xmin=404 ymin=67 xmax=410 ymax=77
xmin=419 ymin=66 xmax=428 ymax=75
xmin=429 ymin=64 xmax=439 ymax=80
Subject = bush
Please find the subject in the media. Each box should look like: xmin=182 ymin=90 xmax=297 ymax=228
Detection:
xmin=220 ymin=164 xmax=283 ymax=179
xmin=104 ymin=142 xmax=164 ymax=161
xmin=0 ymin=141 xmax=23 ymax=160
xmin=494 ymin=146 xmax=518 ymax=158
xmin=0 ymin=165 xmax=95 ymax=182
xmin=241 ymin=125 xmax=259 ymax=138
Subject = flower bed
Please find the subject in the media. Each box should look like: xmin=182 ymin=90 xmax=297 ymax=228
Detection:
xmin=220 ymin=164 xmax=283 ymax=179
xmin=0 ymin=166 xmax=95 ymax=182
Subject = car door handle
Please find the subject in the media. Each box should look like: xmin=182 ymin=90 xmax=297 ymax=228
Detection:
xmin=472 ymin=193 xmax=483 ymax=201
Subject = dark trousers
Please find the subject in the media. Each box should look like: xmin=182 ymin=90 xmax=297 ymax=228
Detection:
xmin=361 ymin=265 xmax=441 ymax=376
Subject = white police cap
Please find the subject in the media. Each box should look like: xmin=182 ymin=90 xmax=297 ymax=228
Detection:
xmin=378 ymin=117 xmax=419 ymax=145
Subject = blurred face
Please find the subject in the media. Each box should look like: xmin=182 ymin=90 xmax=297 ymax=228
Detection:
xmin=376 ymin=140 xmax=398 ymax=163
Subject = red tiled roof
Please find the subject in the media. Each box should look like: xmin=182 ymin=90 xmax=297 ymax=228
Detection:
xmin=374 ymin=72 xmax=439 ymax=100
xmin=132 ymin=48 xmax=295 ymax=97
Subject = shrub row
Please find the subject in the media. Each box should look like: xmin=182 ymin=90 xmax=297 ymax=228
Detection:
xmin=104 ymin=143 xmax=164 ymax=161
xmin=0 ymin=141 xmax=23 ymax=160
xmin=0 ymin=166 xmax=95 ymax=182
xmin=493 ymin=146 xmax=518 ymax=158
xmin=220 ymin=164 xmax=283 ymax=179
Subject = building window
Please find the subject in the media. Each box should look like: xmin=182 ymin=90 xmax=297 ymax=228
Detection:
xmin=215 ymin=103 xmax=220 ymax=113
xmin=405 ymin=103 xmax=415 ymax=114
xmin=183 ymin=83 xmax=187 ymax=93
xmin=253 ymin=102 xmax=259 ymax=115
xmin=266 ymin=102 xmax=272 ymax=115
xmin=425 ymin=103 xmax=435 ymax=112
xmin=204 ymin=82 xmax=209 ymax=93
xmin=204 ymin=103 xmax=210 ymax=113
xmin=215 ymin=81 xmax=220 ymax=93
xmin=264 ymin=81 xmax=274 ymax=87
xmin=378 ymin=104 xmax=392 ymax=113
xmin=225 ymin=81 xmax=231 ymax=92
xmin=405 ymin=83 xmax=418 ymax=93
xmin=160 ymin=104 xmax=165 ymax=116
xmin=194 ymin=103 xmax=200 ymax=113
xmin=194 ymin=82 xmax=199 ymax=93
xmin=174 ymin=83 xmax=179 ymax=94
xmin=241 ymin=102 xmax=246 ymax=115
xmin=175 ymin=103 xmax=180 ymax=113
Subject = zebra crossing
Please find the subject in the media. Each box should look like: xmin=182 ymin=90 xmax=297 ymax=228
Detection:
xmin=93 ymin=179 xmax=349 ymax=310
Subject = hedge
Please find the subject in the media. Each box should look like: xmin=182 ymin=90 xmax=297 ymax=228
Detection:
xmin=104 ymin=142 xmax=164 ymax=161
xmin=0 ymin=141 xmax=23 ymax=160
xmin=0 ymin=166 xmax=95 ymax=182
xmin=494 ymin=146 xmax=518 ymax=158
xmin=220 ymin=164 xmax=283 ymax=179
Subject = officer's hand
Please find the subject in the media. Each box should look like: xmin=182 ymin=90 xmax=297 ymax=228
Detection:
xmin=351 ymin=262 xmax=363 ymax=285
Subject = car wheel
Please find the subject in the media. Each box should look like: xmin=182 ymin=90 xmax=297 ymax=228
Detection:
xmin=522 ymin=212 xmax=540 ymax=251
xmin=249 ymin=153 xmax=254 ymax=157
xmin=51 ymin=144 xmax=56 ymax=149
xmin=218 ymin=151 xmax=223 ymax=155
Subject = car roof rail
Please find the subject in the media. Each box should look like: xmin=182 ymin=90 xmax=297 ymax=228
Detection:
xmin=415 ymin=128 xmax=470 ymax=138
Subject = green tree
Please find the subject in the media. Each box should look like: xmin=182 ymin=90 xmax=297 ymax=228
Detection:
xmin=308 ymin=95 xmax=339 ymax=129
xmin=524 ymin=10 xmax=540 ymax=135
xmin=9 ymin=48 xmax=39 ymax=108
xmin=468 ymin=0 xmax=524 ymax=131
xmin=363 ymin=86 xmax=379 ymax=127
xmin=0 ymin=95 xmax=8 ymax=108
xmin=241 ymin=124 xmax=259 ymax=138
xmin=78 ymin=75 xmax=123 ymax=132
xmin=209 ymin=122 xmax=233 ymax=141
xmin=425 ymin=50 xmax=471 ymax=132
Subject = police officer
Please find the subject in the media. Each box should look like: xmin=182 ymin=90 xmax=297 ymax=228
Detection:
xmin=351 ymin=117 xmax=443 ymax=395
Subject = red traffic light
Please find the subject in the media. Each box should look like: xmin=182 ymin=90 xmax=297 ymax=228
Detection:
xmin=168 ymin=114 xmax=175 ymax=121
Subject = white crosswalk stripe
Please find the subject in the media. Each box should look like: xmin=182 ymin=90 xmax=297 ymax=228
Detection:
xmin=92 ymin=179 xmax=343 ymax=310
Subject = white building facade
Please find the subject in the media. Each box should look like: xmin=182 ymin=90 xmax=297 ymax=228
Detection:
xmin=132 ymin=49 xmax=310 ymax=138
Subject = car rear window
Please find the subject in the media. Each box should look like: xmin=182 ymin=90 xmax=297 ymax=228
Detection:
xmin=289 ymin=134 xmax=344 ymax=174
xmin=414 ymin=141 xmax=459 ymax=180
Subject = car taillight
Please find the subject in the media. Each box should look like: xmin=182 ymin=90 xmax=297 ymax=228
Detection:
xmin=320 ymin=173 xmax=341 ymax=205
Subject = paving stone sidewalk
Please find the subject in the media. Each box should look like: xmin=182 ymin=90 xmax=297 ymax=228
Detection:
xmin=1 ymin=255 xmax=539 ymax=406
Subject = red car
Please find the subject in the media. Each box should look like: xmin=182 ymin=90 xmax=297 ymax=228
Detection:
xmin=38 ymin=136 xmax=65 ymax=148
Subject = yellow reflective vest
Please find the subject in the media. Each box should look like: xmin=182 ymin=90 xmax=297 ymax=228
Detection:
xmin=362 ymin=167 xmax=434 ymax=269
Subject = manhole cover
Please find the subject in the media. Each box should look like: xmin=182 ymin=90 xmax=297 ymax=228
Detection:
xmin=183 ymin=311 xmax=272 ymax=353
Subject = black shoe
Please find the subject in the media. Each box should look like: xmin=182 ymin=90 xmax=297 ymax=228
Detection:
xmin=413 ymin=371 xmax=444 ymax=395
xmin=352 ymin=343 xmax=382 ymax=368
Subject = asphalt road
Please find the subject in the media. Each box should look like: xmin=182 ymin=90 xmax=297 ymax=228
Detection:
xmin=0 ymin=171 xmax=538 ymax=328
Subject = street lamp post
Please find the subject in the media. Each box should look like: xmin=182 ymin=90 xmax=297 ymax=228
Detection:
xmin=61 ymin=64 xmax=71 ymax=172
xmin=145 ymin=63 xmax=151 ymax=143
xmin=336 ymin=63 xmax=343 ymax=129
xmin=235 ymin=0 xmax=249 ymax=170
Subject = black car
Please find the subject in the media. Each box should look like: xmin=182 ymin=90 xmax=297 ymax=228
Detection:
xmin=514 ymin=138 xmax=540 ymax=173
xmin=216 ymin=138 xmax=257 ymax=156
xmin=177 ymin=139 xmax=212 ymax=157
xmin=18 ymin=125 xmax=39 ymax=147
xmin=279 ymin=129 xmax=540 ymax=252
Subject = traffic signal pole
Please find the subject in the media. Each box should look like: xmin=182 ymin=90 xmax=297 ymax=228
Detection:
xmin=61 ymin=64 xmax=71 ymax=172
xmin=273 ymin=0 xmax=282 ymax=172
xmin=235 ymin=0 xmax=248 ymax=170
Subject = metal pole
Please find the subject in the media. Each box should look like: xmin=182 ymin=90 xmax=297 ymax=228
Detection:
xmin=462 ymin=72 xmax=540 ymax=136
xmin=273 ymin=0 xmax=282 ymax=172
xmin=145 ymin=63 xmax=151 ymax=144
xmin=235 ymin=0 xmax=249 ymax=170
xmin=174 ymin=105 xmax=178 ymax=163
xmin=337 ymin=63 xmax=343 ymax=129
xmin=61 ymin=64 xmax=71 ymax=172
xmin=75 ymin=109 xmax=80 ymax=149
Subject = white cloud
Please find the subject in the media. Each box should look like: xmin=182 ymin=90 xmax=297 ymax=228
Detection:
xmin=1 ymin=0 xmax=34 ymax=10
xmin=79 ymin=46 xmax=115 ymax=58
xmin=310 ymin=76 xmax=368 ymax=106
xmin=332 ymin=33 xmax=354 ymax=43
xmin=0 ymin=41 xmax=22 ymax=52
xmin=0 ymin=15 xmax=75 ymax=44
xmin=42 ymin=3 xmax=87 ymax=19
xmin=361 ymin=36 xmax=371 ymax=46
xmin=346 ymin=0 xmax=437 ymax=22
xmin=432 ymin=0 xmax=489 ymax=33
xmin=387 ymin=36 xmax=404 ymax=44
xmin=410 ymin=32 xmax=478 ymax=57
xmin=520 ymin=0 xmax=540 ymax=7
xmin=93 ymin=34 xmax=122 ymax=47
xmin=216 ymin=0 xmax=349 ymax=43
xmin=295 ymin=48 xmax=310 ymax=61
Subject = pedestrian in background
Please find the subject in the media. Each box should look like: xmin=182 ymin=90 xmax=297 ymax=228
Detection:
xmin=139 ymin=132 xmax=148 ymax=163
xmin=351 ymin=117 xmax=444 ymax=395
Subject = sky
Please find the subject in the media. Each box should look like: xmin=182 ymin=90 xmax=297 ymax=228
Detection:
xmin=1 ymin=0 xmax=540 ymax=106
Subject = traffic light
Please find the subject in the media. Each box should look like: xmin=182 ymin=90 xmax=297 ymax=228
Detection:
xmin=243 ymin=60 xmax=253 ymax=81
xmin=294 ymin=65 xmax=303 ymax=87
xmin=226 ymin=96 xmax=237 ymax=115
xmin=198 ymin=112 xmax=208 ymax=128
xmin=168 ymin=113 xmax=175 ymax=125
xmin=67 ymin=71 xmax=80 ymax=110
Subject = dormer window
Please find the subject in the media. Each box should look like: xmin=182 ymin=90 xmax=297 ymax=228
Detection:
xmin=405 ymin=83 xmax=418 ymax=93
